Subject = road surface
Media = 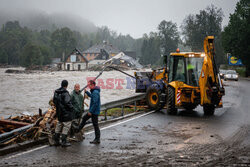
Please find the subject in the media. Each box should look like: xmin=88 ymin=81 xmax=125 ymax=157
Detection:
xmin=1 ymin=79 xmax=250 ymax=166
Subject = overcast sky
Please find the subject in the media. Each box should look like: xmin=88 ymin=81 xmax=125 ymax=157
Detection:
xmin=0 ymin=0 xmax=239 ymax=38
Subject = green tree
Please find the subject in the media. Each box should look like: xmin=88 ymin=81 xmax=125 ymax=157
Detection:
xmin=51 ymin=27 xmax=76 ymax=60
xmin=182 ymin=5 xmax=223 ymax=51
xmin=21 ymin=43 xmax=43 ymax=67
xmin=40 ymin=45 xmax=52 ymax=65
xmin=0 ymin=48 xmax=8 ymax=64
xmin=0 ymin=20 xmax=142 ymax=67
xmin=0 ymin=21 xmax=31 ymax=65
xmin=140 ymin=20 xmax=179 ymax=66
xmin=158 ymin=20 xmax=179 ymax=56
xmin=181 ymin=5 xmax=226 ymax=65
xmin=140 ymin=33 xmax=161 ymax=65
xmin=222 ymin=0 xmax=250 ymax=76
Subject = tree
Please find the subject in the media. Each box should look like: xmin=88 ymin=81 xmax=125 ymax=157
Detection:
xmin=0 ymin=21 xmax=31 ymax=65
xmin=0 ymin=48 xmax=8 ymax=64
xmin=0 ymin=20 xmax=142 ymax=67
xmin=40 ymin=45 xmax=52 ymax=65
xmin=140 ymin=33 xmax=161 ymax=65
xmin=181 ymin=5 xmax=226 ymax=65
xmin=139 ymin=21 xmax=179 ymax=66
xmin=20 ymin=43 xmax=43 ymax=67
xmin=222 ymin=0 xmax=250 ymax=76
xmin=182 ymin=5 xmax=223 ymax=50
xmin=51 ymin=27 xmax=76 ymax=60
xmin=158 ymin=20 xmax=179 ymax=56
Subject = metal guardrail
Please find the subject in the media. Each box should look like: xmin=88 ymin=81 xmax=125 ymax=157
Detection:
xmin=85 ymin=93 xmax=146 ymax=119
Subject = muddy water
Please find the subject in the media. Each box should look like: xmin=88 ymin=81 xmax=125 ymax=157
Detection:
xmin=0 ymin=68 xmax=139 ymax=117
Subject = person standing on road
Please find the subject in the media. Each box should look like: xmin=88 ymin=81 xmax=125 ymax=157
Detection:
xmin=53 ymin=80 xmax=74 ymax=147
xmin=70 ymin=83 xmax=85 ymax=138
xmin=78 ymin=80 xmax=101 ymax=144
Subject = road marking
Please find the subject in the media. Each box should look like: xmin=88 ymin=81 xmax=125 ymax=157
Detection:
xmin=3 ymin=110 xmax=155 ymax=160
xmin=86 ymin=110 xmax=156 ymax=134
xmin=3 ymin=145 xmax=48 ymax=160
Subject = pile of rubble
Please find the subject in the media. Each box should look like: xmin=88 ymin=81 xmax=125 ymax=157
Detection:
xmin=103 ymin=52 xmax=143 ymax=69
xmin=0 ymin=102 xmax=57 ymax=148
xmin=88 ymin=64 xmax=131 ymax=71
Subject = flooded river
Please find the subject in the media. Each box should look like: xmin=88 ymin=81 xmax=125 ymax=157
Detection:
xmin=0 ymin=68 xmax=138 ymax=118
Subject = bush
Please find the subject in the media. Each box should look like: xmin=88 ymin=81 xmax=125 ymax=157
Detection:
xmin=235 ymin=67 xmax=246 ymax=77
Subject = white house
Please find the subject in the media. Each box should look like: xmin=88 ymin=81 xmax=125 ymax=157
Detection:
xmin=63 ymin=50 xmax=89 ymax=71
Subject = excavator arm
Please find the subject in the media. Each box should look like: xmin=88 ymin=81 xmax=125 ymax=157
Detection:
xmin=199 ymin=36 xmax=225 ymax=106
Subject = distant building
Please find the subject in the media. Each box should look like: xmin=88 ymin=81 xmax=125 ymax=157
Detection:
xmin=50 ymin=58 xmax=62 ymax=68
xmin=63 ymin=50 xmax=88 ymax=71
xmin=82 ymin=41 xmax=120 ymax=61
xmin=103 ymin=52 xmax=142 ymax=69
xmin=88 ymin=59 xmax=106 ymax=68
xmin=123 ymin=51 xmax=137 ymax=60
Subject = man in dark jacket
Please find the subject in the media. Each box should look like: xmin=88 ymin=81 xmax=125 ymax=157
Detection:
xmin=53 ymin=80 xmax=74 ymax=147
xmin=78 ymin=80 xmax=101 ymax=144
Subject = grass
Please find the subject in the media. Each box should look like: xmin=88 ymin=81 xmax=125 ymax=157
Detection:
xmin=100 ymin=107 xmax=144 ymax=117
xmin=235 ymin=67 xmax=246 ymax=77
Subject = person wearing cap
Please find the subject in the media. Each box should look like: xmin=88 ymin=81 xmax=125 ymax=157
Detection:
xmin=53 ymin=80 xmax=74 ymax=147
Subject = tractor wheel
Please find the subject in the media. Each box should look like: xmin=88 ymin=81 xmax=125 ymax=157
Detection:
xmin=184 ymin=104 xmax=197 ymax=111
xmin=167 ymin=87 xmax=177 ymax=115
xmin=146 ymin=84 xmax=164 ymax=111
xmin=203 ymin=104 xmax=215 ymax=116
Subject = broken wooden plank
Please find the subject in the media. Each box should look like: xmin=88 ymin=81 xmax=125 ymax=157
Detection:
xmin=0 ymin=120 xmax=30 ymax=128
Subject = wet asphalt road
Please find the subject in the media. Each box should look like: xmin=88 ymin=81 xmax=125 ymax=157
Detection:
xmin=0 ymin=79 xmax=250 ymax=166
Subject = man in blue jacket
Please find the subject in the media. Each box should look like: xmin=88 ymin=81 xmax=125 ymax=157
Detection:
xmin=78 ymin=80 xmax=101 ymax=144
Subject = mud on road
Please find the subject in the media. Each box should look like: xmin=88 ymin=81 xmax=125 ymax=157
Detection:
xmin=1 ymin=79 xmax=250 ymax=167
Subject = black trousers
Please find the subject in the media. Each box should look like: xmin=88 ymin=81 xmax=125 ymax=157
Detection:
xmin=79 ymin=113 xmax=100 ymax=140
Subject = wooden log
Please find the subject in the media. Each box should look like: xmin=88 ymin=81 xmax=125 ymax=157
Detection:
xmin=33 ymin=108 xmax=56 ymax=139
xmin=0 ymin=120 xmax=30 ymax=128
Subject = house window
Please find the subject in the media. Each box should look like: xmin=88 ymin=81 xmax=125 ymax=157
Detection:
xmin=71 ymin=55 xmax=76 ymax=62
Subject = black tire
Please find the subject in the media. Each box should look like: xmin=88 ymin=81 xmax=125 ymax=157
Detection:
xmin=167 ymin=87 xmax=177 ymax=115
xmin=146 ymin=84 xmax=164 ymax=111
xmin=184 ymin=104 xmax=197 ymax=111
xmin=203 ymin=104 xmax=215 ymax=116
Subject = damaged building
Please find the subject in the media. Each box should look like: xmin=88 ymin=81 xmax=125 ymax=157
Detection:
xmin=82 ymin=41 xmax=120 ymax=61
xmin=103 ymin=52 xmax=142 ymax=69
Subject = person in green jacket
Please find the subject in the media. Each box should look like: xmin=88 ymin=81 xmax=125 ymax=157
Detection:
xmin=70 ymin=83 xmax=85 ymax=138
xmin=71 ymin=83 xmax=84 ymax=119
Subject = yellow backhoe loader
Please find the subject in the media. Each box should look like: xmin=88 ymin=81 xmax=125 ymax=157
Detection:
xmin=135 ymin=36 xmax=225 ymax=115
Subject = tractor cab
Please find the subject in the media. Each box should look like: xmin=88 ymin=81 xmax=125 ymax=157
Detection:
xmin=165 ymin=52 xmax=206 ymax=114
xmin=168 ymin=52 xmax=205 ymax=87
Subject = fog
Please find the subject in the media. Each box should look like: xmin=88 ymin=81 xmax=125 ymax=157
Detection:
xmin=0 ymin=0 xmax=239 ymax=38
xmin=0 ymin=9 xmax=97 ymax=34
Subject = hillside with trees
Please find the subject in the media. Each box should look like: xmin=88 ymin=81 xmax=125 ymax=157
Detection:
xmin=1 ymin=4 xmax=245 ymax=69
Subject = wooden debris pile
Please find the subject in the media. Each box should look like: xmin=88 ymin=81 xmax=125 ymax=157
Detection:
xmin=0 ymin=119 xmax=30 ymax=134
xmin=0 ymin=102 xmax=57 ymax=148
